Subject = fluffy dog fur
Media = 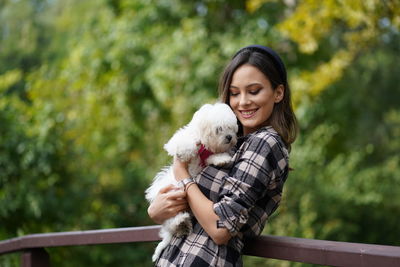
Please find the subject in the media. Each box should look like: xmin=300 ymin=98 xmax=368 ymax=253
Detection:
xmin=145 ymin=103 xmax=238 ymax=262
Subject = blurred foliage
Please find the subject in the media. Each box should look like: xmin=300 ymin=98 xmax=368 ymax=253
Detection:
xmin=0 ymin=0 xmax=399 ymax=266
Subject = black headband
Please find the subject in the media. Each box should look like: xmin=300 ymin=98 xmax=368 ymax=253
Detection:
xmin=233 ymin=45 xmax=287 ymax=83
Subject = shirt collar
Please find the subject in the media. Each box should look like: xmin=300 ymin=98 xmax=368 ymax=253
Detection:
xmin=236 ymin=126 xmax=278 ymax=148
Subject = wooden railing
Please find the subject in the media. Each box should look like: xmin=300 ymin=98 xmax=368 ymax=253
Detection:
xmin=1 ymin=225 xmax=400 ymax=266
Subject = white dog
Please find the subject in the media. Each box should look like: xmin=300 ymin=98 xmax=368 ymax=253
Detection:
xmin=145 ymin=103 xmax=238 ymax=262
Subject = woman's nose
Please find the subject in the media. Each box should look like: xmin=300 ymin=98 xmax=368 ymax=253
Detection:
xmin=239 ymin=93 xmax=250 ymax=106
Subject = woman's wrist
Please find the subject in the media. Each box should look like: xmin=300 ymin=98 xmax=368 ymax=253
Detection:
xmin=174 ymin=169 xmax=190 ymax=181
xmin=173 ymin=157 xmax=190 ymax=181
xmin=185 ymin=182 xmax=196 ymax=192
xmin=178 ymin=177 xmax=195 ymax=191
xmin=147 ymin=203 xmax=163 ymax=224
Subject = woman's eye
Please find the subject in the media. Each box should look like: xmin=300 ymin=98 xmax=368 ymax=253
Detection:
xmin=249 ymin=89 xmax=261 ymax=95
xmin=230 ymin=92 xmax=239 ymax=96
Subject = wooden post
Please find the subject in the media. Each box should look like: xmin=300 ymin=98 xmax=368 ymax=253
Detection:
xmin=21 ymin=248 xmax=50 ymax=267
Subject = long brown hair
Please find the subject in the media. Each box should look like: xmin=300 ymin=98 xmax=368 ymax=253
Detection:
xmin=218 ymin=46 xmax=298 ymax=150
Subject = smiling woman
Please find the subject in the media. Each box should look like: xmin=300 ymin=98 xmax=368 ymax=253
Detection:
xmin=219 ymin=45 xmax=297 ymax=149
xmin=148 ymin=45 xmax=298 ymax=266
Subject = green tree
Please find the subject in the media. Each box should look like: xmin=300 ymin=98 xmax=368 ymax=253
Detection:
xmin=1 ymin=0 xmax=399 ymax=266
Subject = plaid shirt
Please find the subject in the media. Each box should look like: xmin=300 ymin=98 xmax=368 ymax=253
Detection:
xmin=156 ymin=126 xmax=289 ymax=266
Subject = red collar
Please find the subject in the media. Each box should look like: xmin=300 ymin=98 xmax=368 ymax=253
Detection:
xmin=198 ymin=144 xmax=214 ymax=167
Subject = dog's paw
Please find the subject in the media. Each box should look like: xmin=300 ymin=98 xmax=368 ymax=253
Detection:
xmin=175 ymin=141 xmax=199 ymax=162
xmin=152 ymin=253 xmax=159 ymax=262
xmin=206 ymin=153 xmax=232 ymax=166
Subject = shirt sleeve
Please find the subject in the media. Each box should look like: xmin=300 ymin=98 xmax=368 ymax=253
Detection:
xmin=213 ymin=133 xmax=287 ymax=237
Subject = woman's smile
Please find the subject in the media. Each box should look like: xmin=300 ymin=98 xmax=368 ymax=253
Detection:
xmin=239 ymin=109 xmax=258 ymax=119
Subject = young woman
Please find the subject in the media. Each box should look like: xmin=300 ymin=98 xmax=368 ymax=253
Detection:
xmin=148 ymin=45 xmax=298 ymax=266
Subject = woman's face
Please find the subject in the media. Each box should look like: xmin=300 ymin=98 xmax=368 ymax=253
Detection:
xmin=229 ymin=64 xmax=284 ymax=135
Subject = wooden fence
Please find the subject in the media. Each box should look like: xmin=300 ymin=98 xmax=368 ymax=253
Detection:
xmin=1 ymin=225 xmax=400 ymax=266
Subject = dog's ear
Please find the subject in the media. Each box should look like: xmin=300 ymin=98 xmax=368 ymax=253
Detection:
xmin=188 ymin=104 xmax=212 ymax=137
xmin=190 ymin=104 xmax=212 ymax=127
xmin=196 ymin=113 xmax=215 ymax=146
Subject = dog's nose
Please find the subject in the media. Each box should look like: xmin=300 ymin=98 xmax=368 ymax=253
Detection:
xmin=226 ymin=135 xmax=232 ymax=142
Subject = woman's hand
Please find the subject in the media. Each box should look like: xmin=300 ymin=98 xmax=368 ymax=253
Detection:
xmin=173 ymin=157 xmax=190 ymax=182
xmin=147 ymin=184 xmax=189 ymax=224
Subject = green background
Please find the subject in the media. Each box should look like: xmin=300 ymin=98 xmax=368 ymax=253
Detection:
xmin=1 ymin=0 xmax=399 ymax=266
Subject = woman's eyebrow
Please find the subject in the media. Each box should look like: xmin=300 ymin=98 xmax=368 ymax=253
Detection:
xmin=246 ymin=82 xmax=262 ymax=88
xmin=230 ymin=83 xmax=262 ymax=89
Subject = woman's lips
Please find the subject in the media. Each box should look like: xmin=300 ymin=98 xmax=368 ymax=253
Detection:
xmin=240 ymin=109 xmax=257 ymax=119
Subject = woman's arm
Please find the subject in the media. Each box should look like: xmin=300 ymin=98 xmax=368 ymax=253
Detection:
xmin=147 ymin=184 xmax=189 ymax=224
xmin=174 ymin=132 xmax=287 ymax=245
xmin=173 ymin=159 xmax=231 ymax=245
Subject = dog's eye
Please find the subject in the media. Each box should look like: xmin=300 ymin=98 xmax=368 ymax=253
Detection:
xmin=216 ymin=126 xmax=223 ymax=134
